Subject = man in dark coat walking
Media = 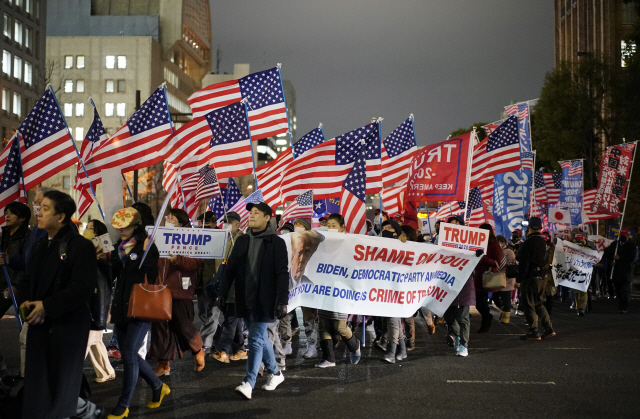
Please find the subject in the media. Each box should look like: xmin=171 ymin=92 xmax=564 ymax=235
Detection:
xmin=606 ymin=228 xmax=637 ymax=313
xmin=218 ymin=202 xmax=289 ymax=400
xmin=20 ymin=190 xmax=99 ymax=419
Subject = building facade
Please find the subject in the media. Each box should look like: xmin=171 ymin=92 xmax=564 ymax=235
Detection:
xmin=0 ymin=0 xmax=46 ymax=145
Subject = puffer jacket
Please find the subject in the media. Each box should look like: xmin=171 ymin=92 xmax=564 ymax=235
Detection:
xmin=158 ymin=255 xmax=204 ymax=300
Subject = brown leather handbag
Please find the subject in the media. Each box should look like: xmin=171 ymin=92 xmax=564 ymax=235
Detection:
xmin=127 ymin=275 xmax=172 ymax=322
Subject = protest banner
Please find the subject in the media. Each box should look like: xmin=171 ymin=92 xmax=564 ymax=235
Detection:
xmin=404 ymin=133 xmax=473 ymax=203
xmin=557 ymin=160 xmax=583 ymax=225
xmin=437 ymin=222 xmax=488 ymax=252
xmin=554 ymin=226 xmax=572 ymax=240
xmin=588 ymin=235 xmax=614 ymax=251
xmin=493 ymin=168 xmax=532 ymax=237
xmin=146 ymin=226 xmax=227 ymax=258
xmin=551 ymin=239 xmax=603 ymax=292
xmin=592 ymin=143 xmax=635 ymax=215
xmin=283 ymin=231 xmax=481 ymax=317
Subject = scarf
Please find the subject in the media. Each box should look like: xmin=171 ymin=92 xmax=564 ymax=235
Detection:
xmin=118 ymin=237 xmax=137 ymax=263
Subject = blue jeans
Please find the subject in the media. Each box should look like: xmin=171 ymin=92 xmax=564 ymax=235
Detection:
xmin=114 ymin=320 xmax=162 ymax=408
xmin=243 ymin=320 xmax=279 ymax=388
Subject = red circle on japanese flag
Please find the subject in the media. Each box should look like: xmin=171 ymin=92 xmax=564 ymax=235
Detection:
xmin=552 ymin=210 xmax=566 ymax=221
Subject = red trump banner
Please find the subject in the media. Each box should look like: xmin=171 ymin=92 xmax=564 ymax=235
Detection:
xmin=592 ymin=143 xmax=635 ymax=215
xmin=404 ymin=133 xmax=473 ymax=203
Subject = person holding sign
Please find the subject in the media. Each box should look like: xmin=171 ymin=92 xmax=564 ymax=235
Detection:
xmin=149 ymin=209 xmax=206 ymax=376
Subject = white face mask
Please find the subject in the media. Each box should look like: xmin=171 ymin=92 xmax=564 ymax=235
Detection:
xmin=328 ymin=228 xmax=340 ymax=233
xmin=165 ymin=222 xmax=175 ymax=228
xmin=294 ymin=226 xmax=306 ymax=233
xmin=33 ymin=205 xmax=41 ymax=216
xmin=319 ymin=226 xmax=328 ymax=231
xmin=374 ymin=215 xmax=381 ymax=225
xmin=222 ymin=223 xmax=231 ymax=231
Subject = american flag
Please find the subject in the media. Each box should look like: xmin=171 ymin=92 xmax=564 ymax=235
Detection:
xmin=382 ymin=184 xmax=405 ymax=216
xmin=224 ymin=189 xmax=265 ymax=230
xmin=478 ymin=180 xmax=494 ymax=204
xmin=521 ymin=151 xmax=534 ymax=171
xmin=74 ymin=106 xmax=108 ymax=218
xmin=544 ymin=172 xmax=562 ymax=205
xmin=505 ymin=103 xmax=531 ymax=152
xmin=482 ymin=120 xmax=504 ymax=136
xmin=280 ymin=190 xmax=313 ymax=226
xmin=280 ymin=122 xmax=381 ymax=203
xmin=559 ymin=160 xmax=582 ymax=177
xmin=583 ymin=189 xmax=618 ymax=223
xmin=533 ymin=169 xmax=548 ymax=205
xmin=208 ymin=178 xmax=243 ymax=222
xmin=84 ymin=86 xmax=172 ymax=187
xmin=0 ymin=133 xmax=16 ymax=183
xmin=465 ymin=187 xmax=485 ymax=227
xmin=381 ymin=116 xmax=417 ymax=187
xmin=17 ymin=88 xmax=77 ymax=190
xmin=188 ymin=67 xmax=289 ymax=141
xmin=0 ymin=138 xmax=23 ymax=226
xmin=340 ymin=154 xmax=367 ymax=234
xmin=433 ymin=200 xmax=465 ymax=220
xmin=256 ymin=126 xmax=325 ymax=209
xmin=469 ymin=115 xmax=521 ymax=187
xmin=181 ymin=165 xmax=222 ymax=202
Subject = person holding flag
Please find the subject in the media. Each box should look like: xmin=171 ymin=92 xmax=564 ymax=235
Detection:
xmin=605 ymin=229 xmax=637 ymax=314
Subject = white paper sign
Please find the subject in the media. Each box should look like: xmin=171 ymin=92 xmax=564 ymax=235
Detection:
xmin=551 ymin=238 xmax=603 ymax=292
xmin=437 ymin=222 xmax=489 ymax=252
xmin=420 ymin=217 xmax=438 ymax=234
xmin=283 ymin=231 xmax=481 ymax=317
xmin=146 ymin=226 xmax=227 ymax=259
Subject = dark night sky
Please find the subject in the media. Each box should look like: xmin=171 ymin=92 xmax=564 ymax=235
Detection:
xmin=209 ymin=1 xmax=554 ymax=146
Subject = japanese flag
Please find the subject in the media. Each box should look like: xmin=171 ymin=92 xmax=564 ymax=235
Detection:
xmin=549 ymin=208 xmax=571 ymax=224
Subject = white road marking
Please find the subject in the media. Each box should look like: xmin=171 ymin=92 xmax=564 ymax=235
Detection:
xmin=545 ymin=348 xmax=592 ymax=350
xmin=447 ymin=380 xmax=555 ymax=385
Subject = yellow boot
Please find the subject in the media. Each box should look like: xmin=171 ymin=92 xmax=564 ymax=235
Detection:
xmin=500 ymin=311 xmax=510 ymax=324
xmin=146 ymin=383 xmax=171 ymax=409
xmin=107 ymin=406 xmax=129 ymax=418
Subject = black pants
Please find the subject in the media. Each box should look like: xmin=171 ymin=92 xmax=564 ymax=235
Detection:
xmin=614 ymin=280 xmax=632 ymax=312
xmin=475 ymin=291 xmax=492 ymax=327
xmin=493 ymin=290 xmax=512 ymax=312
xmin=215 ymin=304 xmax=245 ymax=355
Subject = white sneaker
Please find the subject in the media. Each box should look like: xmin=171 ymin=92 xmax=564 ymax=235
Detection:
xmin=456 ymin=345 xmax=469 ymax=357
xmin=282 ymin=343 xmax=292 ymax=356
xmin=235 ymin=381 xmax=252 ymax=399
xmin=261 ymin=372 xmax=285 ymax=390
xmin=303 ymin=345 xmax=317 ymax=359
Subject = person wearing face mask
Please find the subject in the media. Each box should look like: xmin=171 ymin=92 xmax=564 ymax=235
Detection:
xmin=319 ymin=216 xmax=328 ymax=228
xmin=195 ymin=211 xmax=221 ymax=354
xmin=279 ymin=222 xmax=294 ymax=234
xmin=211 ymin=211 xmax=247 ymax=364
xmin=605 ymin=228 xmax=636 ymax=314
xmin=315 ymin=214 xmax=361 ymax=368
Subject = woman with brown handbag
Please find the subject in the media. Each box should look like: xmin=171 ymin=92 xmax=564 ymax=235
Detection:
xmin=106 ymin=207 xmax=170 ymax=419
xmin=149 ymin=208 xmax=206 ymax=376
xmin=473 ymin=223 xmax=503 ymax=333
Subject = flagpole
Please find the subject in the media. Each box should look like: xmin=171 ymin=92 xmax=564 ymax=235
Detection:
xmin=610 ymin=141 xmax=638 ymax=279
xmin=377 ymin=118 xmax=384 ymax=231
xmin=52 ymin=89 xmax=105 ymax=221
xmin=276 ymin=64 xmax=295 ymax=157
xmin=12 ymin=135 xmax=29 ymax=201
xmin=161 ymin=83 xmax=174 ymax=134
xmin=3 ymin=266 xmax=22 ymax=330
xmin=242 ymin=100 xmax=260 ymax=190
xmin=176 ymin=168 xmax=190 ymax=216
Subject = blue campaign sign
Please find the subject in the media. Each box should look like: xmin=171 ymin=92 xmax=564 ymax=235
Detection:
xmin=146 ymin=226 xmax=228 ymax=259
xmin=313 ymin=198 xmax=340 ymax=217
xmin=557 ymin=167 xmax=583 ymax=225
xmin=608 ymin=226 xmax=635 ymax=240
xmin=492 ymin=168 xmax=532 ymax=237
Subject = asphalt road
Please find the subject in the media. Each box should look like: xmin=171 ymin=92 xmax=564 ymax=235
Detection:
xmin=2 ymin=291 xmax=640 ymax=419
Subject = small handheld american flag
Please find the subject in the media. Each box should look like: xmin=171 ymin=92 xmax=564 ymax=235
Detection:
xmin=280 ymin=190 xmax=313 ymax=226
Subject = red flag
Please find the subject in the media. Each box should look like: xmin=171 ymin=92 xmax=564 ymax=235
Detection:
xmin=592 ymin=143 xmax=635 ymax=215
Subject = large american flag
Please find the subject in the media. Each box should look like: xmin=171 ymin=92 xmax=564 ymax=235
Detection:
xmin=544 ymin=172 xmax=562 ymax=205
xmin=433 ymin=200 xmax=466 ymax=220
xmin=0 ymin=134 xmax=15 ymax=183
xmin=255 ymin=126 xmax=325 ymax=209
xmin=188 ymin=67 xmax=289 ymax=141
xmin=465 ymin=187 xmax=485 ymax=227
xmin=505 ymin=103 xmax=531 ymax=152
xmin=0 ymin=137 xmax=23 ymax=226
xmin=340 ymin=154 xmax=367 ymax=234
xmin=583 ymin=189 xmax=618 ymax=223
xmin=533 ymin=169 xmax=548 ymax=205
xmin=381 ymin=116 xmax=417 ymax=187
xmin=84 ymin=86 xmax=172 ymax=186
xmin=470 ymin=115 xmax=521 ymax=187
xmin=382 ymin=184 xmax=405 ymax=216
xmin=223 ymin=189 xmax=265 ymax=230
xmin=17 ymin=88 xmax=77 ymax=190
xmin=280 ymin=122 xmax=381 ymax=203
xmin=559 ymin=160 xmax=582 ymax=177
xmin=208 ymin=177 xmax=243 ymax=221
xmin=75 ymin=106 xmax=108 ymax=218
xmin=280 ymin=190 xmax=313 ymax=226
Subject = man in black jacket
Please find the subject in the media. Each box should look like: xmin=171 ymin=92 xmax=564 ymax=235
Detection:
xmin=606 ymin=228 xmax=637 ymax=313
xmin=516 ymin=217 xmax=555 ymax=341
xmin=218 ymin=202 xmax=289 ymax=400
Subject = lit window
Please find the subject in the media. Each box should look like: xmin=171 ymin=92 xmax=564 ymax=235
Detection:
xmin=65 ymin=55 xmax=73 ymax=69
xmin=24 ymin=27 xmax=30 ymax=50
xmin=64 ymin=103 xmax=73 ymax=117
xmin=75 ymin=127 xmax=84 ymax=141
xmin=2 ymin=50 xmax=10 ymax=74
xmin=2 ymin=88 xmax=9 ymax=111
xmin=116 ymin=103 xmax=126 ymax=117
xmin=106 ymin=55 xmax=115 ymax=69
xmin=25 ymin=0 xmax=31 ymax=15
xmin=105 ymin=103 xmax=114 ymax=117
xmin=76 ymin=80 xmax=84 ymax=92
xmin=63 ymin=175 xmax=71 ymax=189
xmin=117 ymin=56 xmax=126 ymax=69
xmin=64 ymin=79 xmax=73 ymax=93
xmin=3 ymin=14 xmax=10 ymax=38
xmin=13 ymin=56 xmax=21 ymax=80
xmin=621 ymin=40 xmax=637 ymax=68
xmin=23 ymin=61 xmax=31 ymax=85
xmin=12 ymin=92 xmax=21 ymax=116
xmin=14 ymin=20 xmax=21 ymax=46
xmin=77 ymin=55 xmax=84 ymax=68
xmin=117 ymin=79 xmax=125 ymax=92
xmin=105 ymin=80 xmax=114 ymax=93
xmin=15 ymin=0 xmax=21 ymax=8
xmin=76 ymin=103 xmax=84 ymax=117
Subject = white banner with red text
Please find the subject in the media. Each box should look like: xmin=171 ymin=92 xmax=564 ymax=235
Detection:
xmin=283 ymin=231 xmax=481 ymax=317
xmin=551 ymin=239 xmax=603 ymax=292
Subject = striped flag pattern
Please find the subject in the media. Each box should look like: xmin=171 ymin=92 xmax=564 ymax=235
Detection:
xmin=533 ymin=169 xmax=548 ymax=205
xmin=0 ymin=137 xmax=23 ymax=226
xmin=521 ymin=151 xmax=534 ymax=171
xmin=223 ymin=189 xmax=265 ymax=230
xmin=208 ymin=178 xmax=243 ymax=221
xmin=559 ymin=160 xmax=582 ymax=177
xmin=381 ymin=116 xmax=417 ymax=187
xmin=17 ymin=88 xmax=77 ymax=190
xmin=280 ymin=190 xmax=313 ymax=226
xmin=75 ymin=106 xmax=108 ymax=218
xmin=433 ymin=201 xmax=466 ymax=220
xmin=382 ymin=184 xmax=405 ymax=216
xmin=188 ymin=67 xmax=289 ymax=141
xmin=583 ymin=189 xmax=618 ymax=223
xmin=470 ymin=116 xmax=521 ymax=187
xmin=340 ymin=154 xmax=367 ymax=234
xmin=544 ymin=173 xmax=562 ymax=205
xmin=465 ymin=187 xmax=485 ymax=227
